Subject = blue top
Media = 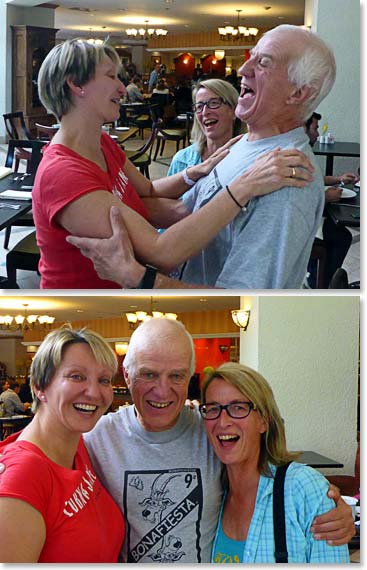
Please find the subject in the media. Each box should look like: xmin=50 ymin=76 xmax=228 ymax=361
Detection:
xmin=167 ymin=144 xmax=201 ymax=176
xmin=213 ymin=518 xmax=247 ymax=564
xmin=211 ymin=462 xmax=350 ymax=563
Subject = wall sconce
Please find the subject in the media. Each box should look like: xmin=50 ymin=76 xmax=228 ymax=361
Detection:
xmin=214 ymin=49 xmax=225 ymax=61
xmin=219 ymin=344 xmax=229 ymax=353
xmin=115 ymin=342 xmax=129 ymax=356
xmin=231 ymin=309 xmax=251 ymax=331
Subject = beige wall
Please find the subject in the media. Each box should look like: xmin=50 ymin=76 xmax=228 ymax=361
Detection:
xmin=240 ymin=296 xmax=359 ymax=477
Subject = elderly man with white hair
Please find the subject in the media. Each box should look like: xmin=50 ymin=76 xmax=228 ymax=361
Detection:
xmin=68 ymin=25 xmax=336 ymax=289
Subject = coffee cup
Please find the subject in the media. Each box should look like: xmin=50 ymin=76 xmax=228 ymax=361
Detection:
xmin=319 ymin=135 xmax=326 ymax=144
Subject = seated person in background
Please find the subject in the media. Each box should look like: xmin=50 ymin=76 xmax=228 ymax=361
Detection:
xmin=69 ymin=25 xmax=335 ymax=289
xmin=305 ymin=112 xmax=359 ymax=287
xmin=0 ymin=379 xmax=10 ymax=393
xmin=168 ymin=79 xmax=244 ymax=178
xmin=0 ymin=381 xmax=32 ymax=416
xmin=174 ymin=79 xmax=193 ymax=114
xmin=126 ymin=76 xmax=144 ymax=103
xmin=18 ymin=376 xmax=32 ymax=403
xmin=200 ymin=363 xmax=350 ymax=563
xmin=225 ymin=68 xmax=239 ymax=91
xmin=0 ymin=327 xmax=125 ymax=562
xmin=152 ymin=78 xmax=171 ymax=95
xmin=36 ymin=39 xmax=309 ymax=289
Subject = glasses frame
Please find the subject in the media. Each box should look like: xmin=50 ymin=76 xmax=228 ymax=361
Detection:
xmin=199 ymin=401 xmax=257 ymax=420
xmin=192 ymin=97 xmax=225 ymax=113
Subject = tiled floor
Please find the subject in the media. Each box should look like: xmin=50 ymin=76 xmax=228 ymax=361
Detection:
xmin=0 ymin=137 xmax=360 ymax=289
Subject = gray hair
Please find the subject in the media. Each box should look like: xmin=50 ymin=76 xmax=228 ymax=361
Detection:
xmin=30 ymin=325 xmax=117 ymax=412
xmin=38 ymin=38 xmax=121 ymax=120
xmin=263 ymin=25 xmax=336 ymax=121
xmin=191 ymin=79 xmax=245 ymax=155
xmin=124 ymin=318 xmax=196 ymax=377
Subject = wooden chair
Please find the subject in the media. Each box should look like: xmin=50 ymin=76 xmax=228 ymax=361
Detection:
xmin=6 ymin=231 xmax=40 ymax=289
xmin=35 ymin=122 xmax=59 ymax=140
xmin=150 ymin=107 xmax=186 ymax=161
xmin=124 ymin=122 xmax=159 ymax=178
xmin=326 ymin=434 xmax=360 ymax=496
xmin=3 ymin=139 xmax=45 ymax=251
xmin=3 ymin=112 xmax=32 ymax=172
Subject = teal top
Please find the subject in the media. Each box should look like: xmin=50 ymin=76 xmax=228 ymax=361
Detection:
xmin=212 ymin=518 xmax=246 ymax=564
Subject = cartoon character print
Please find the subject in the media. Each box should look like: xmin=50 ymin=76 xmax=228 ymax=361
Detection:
xmin=124 ymin=468 xmax=203 ymax=563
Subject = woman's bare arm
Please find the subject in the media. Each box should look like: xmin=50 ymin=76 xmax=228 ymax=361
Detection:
xmin=0 ymin=498 xmax=46 ymax=562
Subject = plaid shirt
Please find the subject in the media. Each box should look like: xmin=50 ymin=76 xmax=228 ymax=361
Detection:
xmin=212 ymin=462 xmax=350 ymax=563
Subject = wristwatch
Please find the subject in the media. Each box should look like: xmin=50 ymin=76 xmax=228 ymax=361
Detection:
xmin=138 ymin=264 xmax=158 ymax=289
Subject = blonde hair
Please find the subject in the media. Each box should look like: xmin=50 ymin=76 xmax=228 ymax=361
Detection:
xmin=202 ymin=362 xmax=300 ymax=477
xmin=191 ymin=79 xmax=245 ymax=155
xmin=38 ymin=38 xmax=121 ymax=120
xmin=30 ymin=325 xmax=117 ymax=412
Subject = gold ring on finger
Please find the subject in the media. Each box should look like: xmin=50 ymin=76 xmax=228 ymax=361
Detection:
xmin=292 ymin=167 xmax=296 ymax=178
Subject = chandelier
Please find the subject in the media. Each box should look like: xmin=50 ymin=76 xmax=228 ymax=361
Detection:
xmin=218 ymin=10 xmax=259 ymax=41
xmin=86 ymin=29 xmax=104 ymax=45
xmin=125 ymin=297 xmax=177 ymax=329
xmin=0 ymin=304 xmax=55 ymax=331
xmin=126 ymin=20 xmax=168 ymax=39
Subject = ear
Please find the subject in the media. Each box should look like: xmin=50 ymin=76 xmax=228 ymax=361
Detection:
xmin=123 ymin=366 xmax=131 ymax=390
xmin=258 ymin=415 xmax=269 ymax=435
xmin=66 ymin=78 xmax=85 ymax=97
xmin=286 ymin=84 xmax=313 ymax=106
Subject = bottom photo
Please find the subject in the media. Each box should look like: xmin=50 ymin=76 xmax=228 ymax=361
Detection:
xmin=0 ymin=294 xmax=360 ymax=564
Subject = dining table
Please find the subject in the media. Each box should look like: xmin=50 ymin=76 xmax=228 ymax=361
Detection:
xmin=325 ymin=185 xmax=360 ymax=228
xmin=296 ymin=450 xmax=344 ymax=468
xmin=0 ymin=414 xmax=33 ymax=440
xmin=0 ymin=171 xmax=34 ymax=232
xmin=313 ymin=141 xmax=360 ymax=176
xmin=119 ymin=101 xmax=153 ymax=127
xmin=109 ymin=126 xmax=139 ymax=146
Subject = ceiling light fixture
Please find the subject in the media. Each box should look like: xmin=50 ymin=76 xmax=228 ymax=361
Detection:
xmin=86 ymin=28 xmax=104 ymax=45
xmin=125 ymin=297 xmax=177 ymax=329
xmin=214 ymin=49 xmax=225 ymax=61
xmin=0 ymin=304 xmax=56 ymax=332
xmin=218 ymin=10 xmax=259 ymax=41
xmin=126 ymin=20 xmax=168 ymax=39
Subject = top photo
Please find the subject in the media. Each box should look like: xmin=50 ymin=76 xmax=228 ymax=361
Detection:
xmin=0 ymin=0 xmax=360 ymax=290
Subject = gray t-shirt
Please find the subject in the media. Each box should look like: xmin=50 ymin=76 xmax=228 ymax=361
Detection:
xmin=181 ymin=127 xmax=324 ymax=289
xmin=84 ymin=405 xmax=222 ymax=563
xmin=0 ymin=389 xmax=24 ymax=416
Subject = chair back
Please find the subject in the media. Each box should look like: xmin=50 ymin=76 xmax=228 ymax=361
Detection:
xmin=328 ymin=267 xmax=349 ymax=289
xmin=127 ymin=121 xmax=160 ymax=161
xmin=6 ymin=140 xmax=46 ymax=174
xmin=3 ymin=112 xmax=32 ymax=140
xmin=35 ymin=123 xmax=59 ymax=141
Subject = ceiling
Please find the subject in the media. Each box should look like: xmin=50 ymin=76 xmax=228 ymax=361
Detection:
xmin=0 ymin=295 xmax=241 ymax=333
xmin=7 ymin=0 xmax=306 ymax=38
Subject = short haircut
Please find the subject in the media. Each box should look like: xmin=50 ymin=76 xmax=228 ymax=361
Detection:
xmin=124 ymin=318 xmax=196 ymax=377
xmin=305 ymin=111 xmax=322 ymax=130
xmin=9 ymin=381 xmax=20 ymax=391
xmin=38 ymin=38 xmax=121 ymax=120
xmin=263 ymin=25 xmax=336 ymax=121
xmin=202 ymin=362 xmax=300 ymax=477
xmin=191 ymin=79 xmax=245 ymax=155
xmin=30 ymin=326 xmax=117 ymax=412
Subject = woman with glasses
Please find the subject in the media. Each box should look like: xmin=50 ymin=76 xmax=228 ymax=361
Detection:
xmin=33 ymin=39 xmax=316 ymax=289
xmin=199 ymin=363 xmax=349 ymax=563
xmin=167 ymin=79 xmax=245 ymax=178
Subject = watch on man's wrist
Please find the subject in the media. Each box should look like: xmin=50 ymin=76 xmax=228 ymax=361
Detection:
xmin=138 ymin=264 xmax=158 ymax=289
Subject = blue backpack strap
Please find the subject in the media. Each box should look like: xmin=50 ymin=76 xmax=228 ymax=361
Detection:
xmin=273 ymin=462 xmax=292 ymax=563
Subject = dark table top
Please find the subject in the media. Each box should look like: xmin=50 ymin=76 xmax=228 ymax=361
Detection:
xmin=313 ymin=141 xmax=360 ymax=157
xmin=325 ymin=185 xmax=360 ymax=228
xmin=0 ymin=172 xmax=34 ymax=232
xmin=296 ymin=450 xmax=344 ymax=468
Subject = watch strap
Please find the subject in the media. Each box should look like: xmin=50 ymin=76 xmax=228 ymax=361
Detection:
xmin=138 ymin=264 xmax=157 ymax=289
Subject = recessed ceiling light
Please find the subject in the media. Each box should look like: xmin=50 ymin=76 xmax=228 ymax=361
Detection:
xmin=199 ymin=298 xmax=207 ymax=303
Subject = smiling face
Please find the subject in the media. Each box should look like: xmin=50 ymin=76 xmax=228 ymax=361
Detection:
xmin=39 ymin=343 xmax=114 ymax=435
xmin=236 ymin=30 xmax=300 ymax=139
xmin=195 ymin=87 xmax=236 ymax=144
xmin=203 ymin=378 xmax=267 ymax=468
xmin=124 ymin=323 xmax=192 ymax=432
xmin=82 ymin=56 xmax=126 ymax=123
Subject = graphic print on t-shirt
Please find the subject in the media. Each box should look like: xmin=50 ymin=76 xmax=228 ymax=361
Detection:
xmin=124 ymin=468 xmax=203 ymax=563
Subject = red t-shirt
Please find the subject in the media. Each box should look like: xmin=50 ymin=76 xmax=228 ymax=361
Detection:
xmin=32 ymin=133 xmax=148 ymax=289
xmin=0 ymin=434 xmax=125 ymax=562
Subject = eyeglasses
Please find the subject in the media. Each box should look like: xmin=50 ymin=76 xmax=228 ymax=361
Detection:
xmin=199 ymin=401 xmax=256 ymax=420
xmin=192 ymin=97 xmax=225 ymax=113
